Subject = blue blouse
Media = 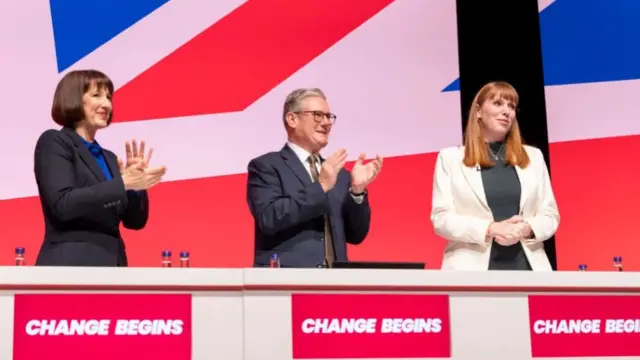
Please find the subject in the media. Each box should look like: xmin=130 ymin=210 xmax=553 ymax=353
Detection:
xmin=82 ymin=139 xmax=113 ymax=180
xmin=83 ymin=139 xmax=141 ymax=197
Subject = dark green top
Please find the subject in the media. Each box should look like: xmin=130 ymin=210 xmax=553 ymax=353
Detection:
xmin=481 ymin=141 xmax=532 ymax=271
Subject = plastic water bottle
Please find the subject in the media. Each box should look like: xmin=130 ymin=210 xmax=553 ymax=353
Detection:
xmin=578 ymin=264 xmax=587 ymax=271
xmin=161 ymin=250 xmax=172 ymax=268
xmin=270 ymin=253 xmax=280 ymax=268
xmin=14 ymin=247 xmax=25 ymax=266
xmin=180 ymin=251 xmax=190 ymax=268
xmin=613 ymin=256 xmax=623 ymax=272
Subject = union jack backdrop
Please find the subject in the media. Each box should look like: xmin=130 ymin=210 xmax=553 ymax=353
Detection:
xmin=0 ymin=0 xmax=460 ymax=267
xmin=536 ymin=0 xmax=640 ymax=270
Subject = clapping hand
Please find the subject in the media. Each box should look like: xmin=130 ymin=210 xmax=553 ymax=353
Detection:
xmin=117 ymin=139 xmax=167 ymax=191
xmin=117 ymin=139 xmax=153 ymax=173
xmin=121 ymin=162 xmax=167 ymax=191
xmin=318 ymin=148 xmax=348 ymax=192
xmin=350 ymin=153 xmax=383 ymax=194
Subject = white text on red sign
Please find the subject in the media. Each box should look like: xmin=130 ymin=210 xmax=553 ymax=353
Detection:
xmin=301 ymin=318 xmax=442 ymax=334
xmin=533 ymin=319 xmax=640 ymax=334
xmin=24 ymin=319 xmax=184 ymax=336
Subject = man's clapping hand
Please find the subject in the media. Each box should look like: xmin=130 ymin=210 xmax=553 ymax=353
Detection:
xmin=350 ymin=153 xmax=383 ymax=194
xmin=318 ymin=148 xmax=348 ymax=192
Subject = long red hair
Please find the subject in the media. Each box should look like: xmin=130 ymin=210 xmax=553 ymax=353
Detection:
xmin=463 ymin=81 xmax=530 ymax=169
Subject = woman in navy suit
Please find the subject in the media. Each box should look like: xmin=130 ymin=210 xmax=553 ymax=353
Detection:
xmin=34 ymin=69 xmax=167 ymax=266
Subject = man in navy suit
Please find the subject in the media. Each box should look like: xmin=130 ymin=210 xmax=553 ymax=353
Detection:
xmin=246 ymin=88 xmax=383 ymax=268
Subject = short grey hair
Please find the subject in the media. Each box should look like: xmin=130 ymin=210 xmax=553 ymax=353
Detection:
xmin=282 ymin=88 xmax=326 ymax=127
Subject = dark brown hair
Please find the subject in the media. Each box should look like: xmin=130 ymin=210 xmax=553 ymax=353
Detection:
xmin=51 ymin=69 xmax=114 ymax=127
xmin=463 ymin=81 xmax=530 ymax=169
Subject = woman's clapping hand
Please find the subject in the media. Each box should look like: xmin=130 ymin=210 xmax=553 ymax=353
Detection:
xmin=117 ymin=139 xmax=166 ymax=190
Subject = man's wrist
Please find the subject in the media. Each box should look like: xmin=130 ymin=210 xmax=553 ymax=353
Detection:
xmin=350 ymin=187 xmax=366 ymax=196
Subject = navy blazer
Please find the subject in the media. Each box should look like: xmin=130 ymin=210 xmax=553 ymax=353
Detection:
xmin=246 ymin=144 xmax=371 ymax=268
xmin=33 ymin=127 xmax=149 ymax=266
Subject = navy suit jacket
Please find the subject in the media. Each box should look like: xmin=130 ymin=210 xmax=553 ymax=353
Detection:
xmin=246 ymin=144 xmax=371 ymax=268
xmin=33 ymin=127 xmax=149 ymax=266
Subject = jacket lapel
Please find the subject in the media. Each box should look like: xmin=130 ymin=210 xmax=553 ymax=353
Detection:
xmin=281 ymin=144 xmax=312 ymax=186
xmin=515 ymin=164 xmax=536 ymax=212
xmin=103 ymin=150 xmax=121 ymax=180
xmin=461 ymin=162 xmax=490 ymax=210
xmin=61 ymin=127 xmax=106 ymax=182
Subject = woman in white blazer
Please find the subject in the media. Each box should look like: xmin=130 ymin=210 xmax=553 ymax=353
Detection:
xmin=431 ymin=81 xmax=559 ymax=271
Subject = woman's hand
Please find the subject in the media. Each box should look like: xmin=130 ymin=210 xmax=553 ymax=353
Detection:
xmin=118 ymin=139 xmax=153 ymax=174
xmin=488 ymin=216 xmax=526 ymax=246
xmin=121 ymin=163 xmax=167 ymax=191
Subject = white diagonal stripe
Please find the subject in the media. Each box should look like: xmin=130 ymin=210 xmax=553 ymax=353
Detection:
xmin=63 ymin=0 xmax=248 ymax=88
xmin=546 ymin=80 xmax=640 ymax=143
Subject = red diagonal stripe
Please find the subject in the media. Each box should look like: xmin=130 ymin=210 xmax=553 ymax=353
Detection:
xmin=112 ymin=0 xmax=395 ymax=122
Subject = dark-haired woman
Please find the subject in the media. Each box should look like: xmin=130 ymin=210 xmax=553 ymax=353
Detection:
xmin=34 ymin=69 xmax=167 ymax=266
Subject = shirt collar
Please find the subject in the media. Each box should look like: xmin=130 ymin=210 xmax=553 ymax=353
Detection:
xmin=287 ymin=141 xmax=320 ymax=165
xmin=82 ymin=139 xmax=102 ymax=156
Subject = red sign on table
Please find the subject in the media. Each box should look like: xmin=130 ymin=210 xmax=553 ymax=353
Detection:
xmin=13 ymin=294 xmax=191 ymax=360
xmin=291 ymin=294 xmax=450 ymax=358
xmin=529 ymin=295 xmax=640 ymax=357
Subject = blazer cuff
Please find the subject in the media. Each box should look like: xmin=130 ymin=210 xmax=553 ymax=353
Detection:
xmin=524 ymin=218 xmax=546 ymax=244
xmin=473 ymin=219 xmax=493 ymax=246
xmin=309 ymin=182 xmax=332 ymax=210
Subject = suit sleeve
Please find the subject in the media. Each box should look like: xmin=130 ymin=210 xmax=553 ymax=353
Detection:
xmin=342 ymin=171 xmax=371 ymax=245
xmin=430 ymin=150 xmax=492 ymax=246
xmin=122 ymin=190 xmax=149 ymax=230
xmin=246 ymin=157 xmax=330 ymax=236
xmin=524 ymin=150 xmax=560 ymax=244
xmin=34 ymin=130 xmax=128 ymax=222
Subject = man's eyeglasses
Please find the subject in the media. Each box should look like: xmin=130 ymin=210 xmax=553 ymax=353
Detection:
xmin=294 ymin=111 xmax=337 ymax=124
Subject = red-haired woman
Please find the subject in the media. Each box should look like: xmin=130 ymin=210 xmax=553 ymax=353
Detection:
xmin=431 ymin=81 xmax=559 ymax=271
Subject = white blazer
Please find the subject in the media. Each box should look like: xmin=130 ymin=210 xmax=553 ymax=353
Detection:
xmin=430 ymin=145 xmax=560 ymax=271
